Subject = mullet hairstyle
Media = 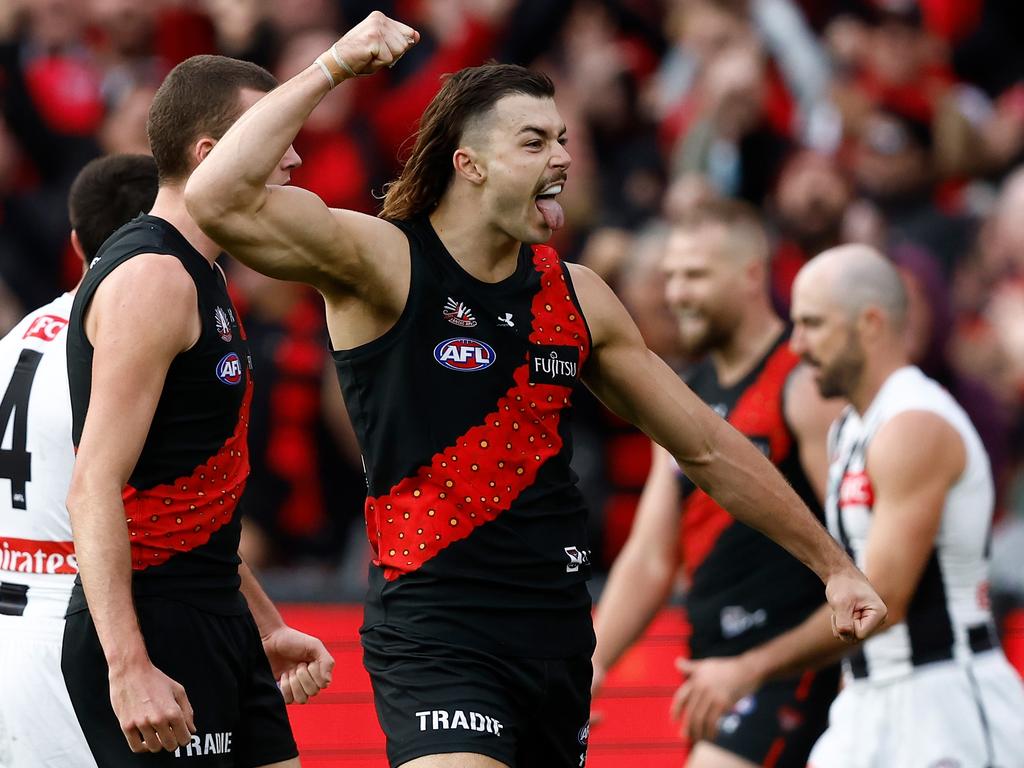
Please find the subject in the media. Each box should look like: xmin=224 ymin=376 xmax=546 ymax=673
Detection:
xmin=147 ymin=55 xmax=278 ymax=184
xmin=380 ymin=63 xmax=555 ymax=221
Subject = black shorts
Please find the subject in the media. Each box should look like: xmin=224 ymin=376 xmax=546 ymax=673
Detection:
xmin=711 ymin=665 xmax=839 ymax=767
xmin=362 ymin=624 xmax=592 ymax=768
xmin=61 ymin=597 xmax=298 ymax=767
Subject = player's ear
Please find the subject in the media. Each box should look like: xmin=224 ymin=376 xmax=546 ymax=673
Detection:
xmin=193 ymin=137 xmax=218 ymax=168
xmin=70 ymin=230 xmax=87 ymax=264
xmin=453 ymin=147 xmax=486 ymax=185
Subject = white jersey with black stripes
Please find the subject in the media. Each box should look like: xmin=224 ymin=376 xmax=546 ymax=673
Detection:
xmin=826 ymin=365 xmax=993 ymax=682
xmin=0 ymin=292 xmax=77 ymax=618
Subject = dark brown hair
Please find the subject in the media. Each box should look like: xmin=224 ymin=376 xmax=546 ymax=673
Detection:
xmin=69 ymin=154 xmax=158 ymax=261
xmin=146 ymin=55 xmax=277 ymax=184
xmin=380 ymin=63 xmax=555 ymax=220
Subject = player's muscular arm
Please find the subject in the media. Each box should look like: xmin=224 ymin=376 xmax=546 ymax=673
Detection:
xmin=861 ymin=411 xmax=964 ymax=625
xmin=570 ymin=263 xmax=886 ymax=641
xmin=66 ymin=255 xmax=198 ymax=753
xmin=783 ymin=364 xmax=845 ymax=504
xmin=184 ymin=12 xmax=418 ymax=297
xmin=593 ymin=443 xmax=682 ymax=694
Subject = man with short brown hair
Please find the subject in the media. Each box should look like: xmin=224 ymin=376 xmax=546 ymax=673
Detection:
xmin=63 ymin=55 xmax=333 ymax=767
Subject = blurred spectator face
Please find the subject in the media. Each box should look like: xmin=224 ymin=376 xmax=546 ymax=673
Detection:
xmin=775 ymin=151 xmax=851 ymax=244
xmin=865 ymin=11 xmax=931 ymax=87
xmin=100 ymin=84 xmax=156 ymax=155
xmin=275 ymin=30 xmax=354 ymax=132
xmin=27 ymin=0 xmax=84 ymax=49
xmin=676 ymin=0 xmax=749 ymax=71
xmin=89 ymin=0 xmax=154 ymax=56
xmin=267 ymin=0 xmax=336 ymax=38
xmin=853 ymin=110 xmax=931 ymax=200
xmin=662 ymin=223 xmax=745 ymax=357
xmin=704 ymin=45 xmax=766 ymax=140
xmin=988 ymin=169 xmax=1024 ymax=272
xmin=663 ymin=173 xmax=717 ymax=223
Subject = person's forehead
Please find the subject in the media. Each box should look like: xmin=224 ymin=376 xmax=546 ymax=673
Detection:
xmin=664 ymin=228 xmax=723 ymax=266
xmin=490 ymin=93 xmax=563 ymax=133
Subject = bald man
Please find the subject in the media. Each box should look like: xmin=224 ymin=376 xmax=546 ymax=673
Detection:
xmin=593 ymin=199 xmax=843 ymax=768
xmin=670 ymin=244 xmax=1024 ymax=767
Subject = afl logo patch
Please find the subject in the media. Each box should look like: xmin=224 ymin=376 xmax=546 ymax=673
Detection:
xmin=216 ymin=352 xmax=243 ymax=385
xmin=214 ymin=306 xmax=233 ymax=341
xmin=433 ymin=338 xmax=496 ymax=372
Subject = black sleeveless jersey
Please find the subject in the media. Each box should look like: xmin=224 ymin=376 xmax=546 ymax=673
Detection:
xmin=679 ymin=334 xmax=824 ymax=657
xmin=333 ymin=217 xmax=594 ymax=657
xmin=67 ymin=215 xmax=252 ymax=614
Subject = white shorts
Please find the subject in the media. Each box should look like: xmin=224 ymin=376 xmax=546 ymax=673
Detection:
xmin=809 ymin=651 xmax=1024 ymax=768
xmin=0 ymin=614 xmax=96 ymax=767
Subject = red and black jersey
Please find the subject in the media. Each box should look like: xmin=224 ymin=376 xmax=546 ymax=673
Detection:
xmin=679 ymin=333 xmax=823 ymax=658
xmin=67 ymin=215 xmax=252 ymax=614
xmin=333 ymin=217 xmax=593 ymax=657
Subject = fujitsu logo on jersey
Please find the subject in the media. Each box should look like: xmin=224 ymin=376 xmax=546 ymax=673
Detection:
xmin=529 ymin=345 xmax=579 ymax=386
xmin=443 ymin=297 xmax=477 ymax=328
xmin=839 ymin=471 xmax=874 ymax=508
xmin=216 ymin=352 xmax=243 ymax=385
xmin=433 ymin=338 xmax=496 ymax=372
xmin=22 ymin=315 xmax=68 ymax=342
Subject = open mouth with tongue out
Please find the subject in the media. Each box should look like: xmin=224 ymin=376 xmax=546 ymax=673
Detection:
xmin=535 ymin=182 xmax=565 ymax=231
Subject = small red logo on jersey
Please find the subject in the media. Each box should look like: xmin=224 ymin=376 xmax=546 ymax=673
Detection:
xmin=22 ymin=315 xmax=68 ymax=342
xmin=213 ymin=306 xmax=233 ymax=342
xmin=839 ymin=471 xmax=874 ymax=508
xmin=443 ymin=297 xmax=477 ymax=328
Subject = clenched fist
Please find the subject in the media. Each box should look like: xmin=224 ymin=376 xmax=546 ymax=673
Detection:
xmin=321 ymin=11 xmax=420 ymax=82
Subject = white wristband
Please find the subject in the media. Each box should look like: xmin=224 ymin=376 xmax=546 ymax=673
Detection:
xmin=315 ymin=58 xmax=336 ymax=88
xmin=330 ymin=44 xmax=358 ymax=79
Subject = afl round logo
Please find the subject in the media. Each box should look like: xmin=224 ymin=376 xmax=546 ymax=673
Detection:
xmin=216 ymin=352 xmax=243 ymax=385
xmin=433 ymin=337 xmax=496 ymax=372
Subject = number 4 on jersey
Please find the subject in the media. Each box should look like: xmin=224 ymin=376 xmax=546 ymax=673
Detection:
xmin=0 ymin=349 xmax=42 ymax=510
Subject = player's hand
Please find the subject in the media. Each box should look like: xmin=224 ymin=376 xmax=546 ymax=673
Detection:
xmin=670 ymin=656 xmax=758 ymax=742
xmin=108 ymin=660 xmax=196 ymax=753
xmin=262 ymin=625 xmax=335 ymax=704
xmin=825 ymin=567 xmax=887 ymax=642
xmin=334 ymin=11 xmax=420 ymax=76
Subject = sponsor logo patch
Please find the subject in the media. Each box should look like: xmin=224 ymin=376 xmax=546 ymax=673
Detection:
xmin=214 ymin=307 xmax=233 ymax=341
xmin=434 ymin=338 xmax=496 ymax=372
xmin=443 ymin=297 xmax=477 ymax=328
xmin=216 ymin=352 xmax=243 ymax=385
xmin=529 ymin=345 xmax=579 ymax=386
xmin=22 ymin=315 xmax=68 ymax=342
xmin=839 ymin=471 xmax=874 ymax=509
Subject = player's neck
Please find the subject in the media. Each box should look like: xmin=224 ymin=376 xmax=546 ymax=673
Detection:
xmin=430 ymin=202 xmax=521 ymax=283
xmin=149 ymin=186 xmax=224 ymax=264
xmin=711 ymin=308 xmax=784 ymax=387
xmin=849 ymin=346 xmax=909 ymax=414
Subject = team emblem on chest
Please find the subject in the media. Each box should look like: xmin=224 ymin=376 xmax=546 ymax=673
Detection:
xmin=214 ymin=306 xmax=233 ymax=342
xmin=443 ymin=297 xmax=477 ymax=328
xmin=434 ymin=338 xmax=496 ymax=372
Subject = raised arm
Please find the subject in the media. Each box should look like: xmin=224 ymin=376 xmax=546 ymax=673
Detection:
xmin=184 ymin=12 xmax=419 ymax=295
xmin=592 ymin=443 xmax=683 ymax=695
xmin=66 ymin=256 xmax=199 ymax=754
xmin=570 ymin=263 xmax=886 ymax=640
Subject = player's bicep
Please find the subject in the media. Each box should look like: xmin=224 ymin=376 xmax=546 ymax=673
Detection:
xmin=862 ymin=412 xmax=965 ymax=623
xmin=204 ymin=185 xmax=404 ymax=294
xmin=73 ymin=260 xmax=196 ymax=490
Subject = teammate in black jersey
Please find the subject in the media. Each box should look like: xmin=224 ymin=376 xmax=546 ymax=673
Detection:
xmin=185 ymin=12 xmax=885 ymax=768
xmin=64 ymin=57 xmax=333 ymax=766
xmin=593 ymin=200 xmax=842 ymax=768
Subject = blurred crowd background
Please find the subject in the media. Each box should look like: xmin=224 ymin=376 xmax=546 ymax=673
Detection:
xmin=2 ymin=0 xmax=1024 ymax=623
